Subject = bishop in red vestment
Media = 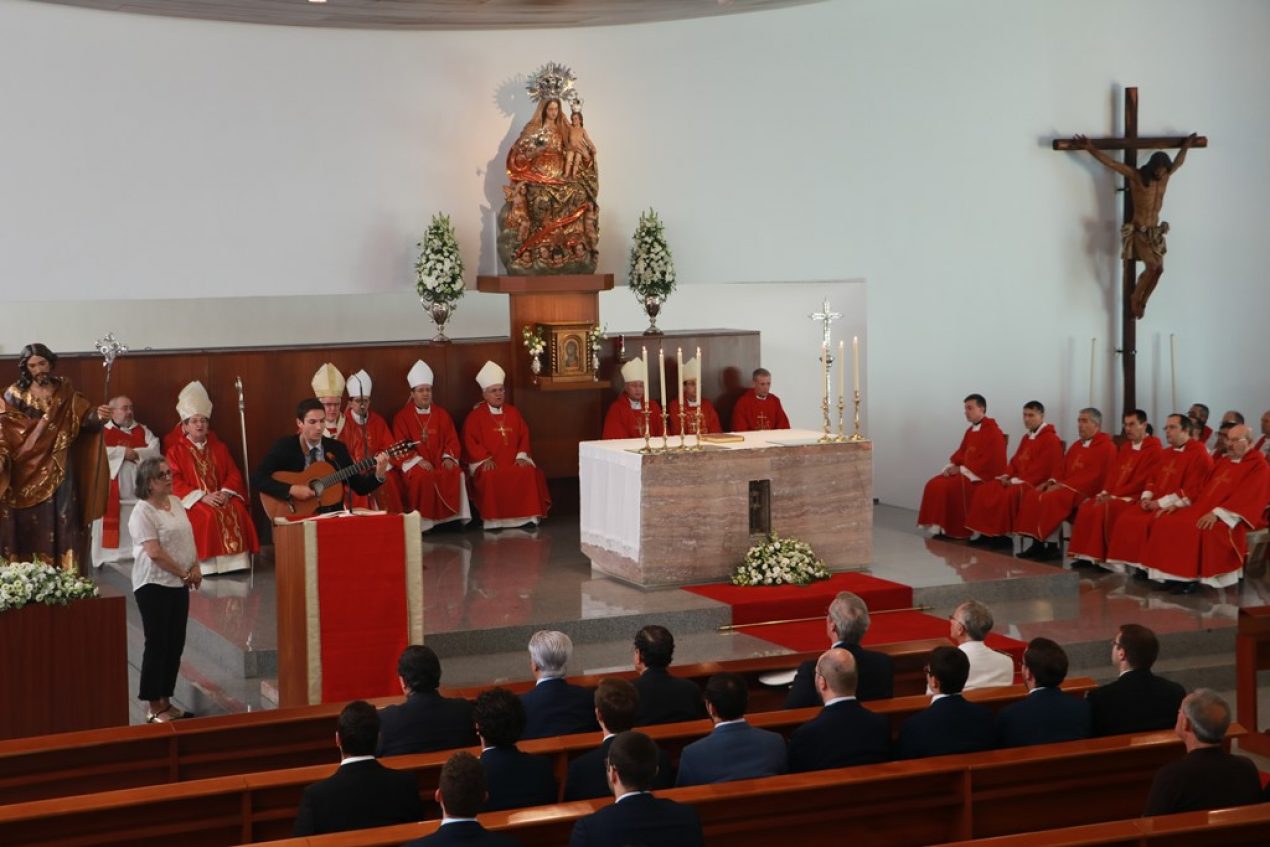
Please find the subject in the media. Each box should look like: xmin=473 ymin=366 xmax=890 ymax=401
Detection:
xmin=1141 ymin=425 xmax=1269 ymax=588
xmin=603 ymin=355 xmax=662 ymax=439
xmin=92 ymin=395 xmax=162 ymax=566
xmin=667 ymin=355 xmax=722 ymax=437
xmin=730 ymin=368 xmax=790 ymax=431
xmin=340 ymin=369 xmax=406 ymax=513
xmin=965 ymin=401 xmax=1063 ymax=539
xmin=392 ymin=360 xmax=468 ymax=530
xmin=1067 ymin=410 xmax=1162 ymax=564
xmin=462 ymin=361 xmax=550 ymax=530
xmin=917 ymin=394 xmax=1007 ymax=539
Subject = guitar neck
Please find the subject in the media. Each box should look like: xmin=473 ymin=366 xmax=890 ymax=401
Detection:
xmin=316 ymin=455 xmax=378 ymax=489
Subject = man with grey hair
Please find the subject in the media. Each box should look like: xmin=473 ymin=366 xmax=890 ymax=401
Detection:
xmin=92 ymin=395 xmax=161 ymax=566
xmin=1015 ymin=407 xmax=1117 ymax=560
xmin=1143 ymin=689 xmax=1261 ymax=816
xmin=948 ymin=600 xmax=1014 ymax=690
xmin=519 ymin=630 xmax=598 ymax=739
xmin=786 ymin=591 xmax=893 ymax=708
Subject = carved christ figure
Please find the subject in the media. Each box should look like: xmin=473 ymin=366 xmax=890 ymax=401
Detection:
xmin=1072 ymin=132 xmax=1199 ymax=318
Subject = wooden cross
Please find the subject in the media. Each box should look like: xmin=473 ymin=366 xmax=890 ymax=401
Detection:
xmin=1053 ymin=87 xmax=1207 ymax=418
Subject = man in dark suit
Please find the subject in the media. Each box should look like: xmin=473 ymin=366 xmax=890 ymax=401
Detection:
xmin=896 ymin=646 xmax=996 ymax=759
xmin=569 ymin=731 xmax=703 ymax=847
xmin=786 ymin=591 xmax=893 ymax=708
xmin=1143 ymin=689 xmax=1262 ymax=816
xmin=1087 ymin=624 xmax=1186 ymax=737
xmin=564 ymin=678 xmax=674 ymax=800
xmin=788 ymin=648 xmax=890 ymax=772
xmin=632 ymin=625 xmax=707 ymax=725
xmin=675 ymin=672 xmax=787 ymax=786
xmin=378 ymin=645 xmax=477 ymax=757
xmin=519 ymin=630 xmax=599 ymax=739
xmin=293 ymin=700 xmax=426 ymax=836
xmin=404 ymin=751 xmax=524 ymax=847
xmin=474 ymin=687 xmax=557 ymax=811
xmin=251 ymin=397 xmax=388 ymax=514
xmin=997 ymin=637 xmax=1091 ymax=747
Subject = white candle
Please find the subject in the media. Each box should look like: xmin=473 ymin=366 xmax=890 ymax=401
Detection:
xmin=696 ymin=346 xmax=702 ymax=400
xmin=838 ymin=339 xmax=846 ymax=403
xmin=659 ymin=347 xmax=667 ymax=409
xmin=1089 ymin=337 xmax=1096 ymax=406
xmin=1169 ymin=333 xmax=1177 ymax=411
xmin=642 ymin=346 xmax=649 ymax=395
xmin=677 ymin=347 xmax=684 ymax=407
xmin=852 ymin=335 xmax=860 ymax=395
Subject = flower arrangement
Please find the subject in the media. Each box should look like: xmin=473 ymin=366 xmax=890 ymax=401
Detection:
xmin=0 ymin=561 xmax=99 ymax=613
xmin=730 ymin=534 xmax=830 ymax=587
xmin=627 ymin=209 xmax=676 ymax=300
xmin=415 ymin=213 xmax=465 ymax=305
xmin=587 ymin=323 xmax=606 ymax=348
xmin=521 ymin=325 xmax=545 ymax=357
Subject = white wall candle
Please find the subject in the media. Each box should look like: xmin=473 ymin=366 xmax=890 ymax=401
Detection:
xmin=677 ymin=346 xmax=684 ymax=407
xmin=852 ymin=336 xmax=860 ymax=395
xmin=838 ymin=339 xmax=846 ymax=402
xmin=1089 ymin=337 xmax=1096 ymax=407
xmin=1169 ymin=333 xmax=1177 ymax=411
xmin=696 ymin=346 xmax=702 ymax=399
xmin=659 ymin=347 xmax=667 ymax=409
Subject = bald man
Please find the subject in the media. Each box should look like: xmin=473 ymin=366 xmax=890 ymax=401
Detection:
xmin=787 ymin=648 xmax=890 ymax=772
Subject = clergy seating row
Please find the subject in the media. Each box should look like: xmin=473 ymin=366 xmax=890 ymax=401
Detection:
xmin=0 ymin=681 xmax=1096 ymax=846
xmin=934 ymin=802 xmax=1270 ymax=846
xmin=0 ymin=637 xmax=946 ymax=804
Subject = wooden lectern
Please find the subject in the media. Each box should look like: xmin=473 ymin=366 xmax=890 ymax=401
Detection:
xmin=274 ymin=513 xmax=423 ymax=707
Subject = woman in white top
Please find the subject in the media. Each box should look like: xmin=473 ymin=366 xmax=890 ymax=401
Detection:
xmin=129 ymin=457 xmax=202 ymax=722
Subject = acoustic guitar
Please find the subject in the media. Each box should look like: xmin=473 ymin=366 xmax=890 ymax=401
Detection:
xmin=259 ymin=439 xmax=417 ymax=521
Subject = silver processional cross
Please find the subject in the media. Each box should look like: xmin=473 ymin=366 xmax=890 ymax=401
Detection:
xmin=809 ymin=297 xmax=842 ymax=354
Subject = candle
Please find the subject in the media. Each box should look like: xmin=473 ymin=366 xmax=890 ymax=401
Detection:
xmin=659 ymin=347 xmax=667 ymax=410
xmin=696 ymin=346 xmax=702 ymax=401
xmin=1169 ymin=334 xmax=1177 ymax=411
xmin=677 ymin=347 xmax=684 ymax=407
xmin=852 ymin=336 xmax=860 ymax=395
xmin=838 ymin=339 xmax=846 ymax=403
xmin=1089 ymin=337 xmax=1096 ymax=406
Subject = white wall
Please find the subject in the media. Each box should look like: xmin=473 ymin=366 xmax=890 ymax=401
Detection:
xmin=2 ymin=0 xmax=1267 ymax=507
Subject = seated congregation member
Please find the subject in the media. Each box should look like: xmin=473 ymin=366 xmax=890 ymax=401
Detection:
xmin=997 ymin=638 xmax=1091 ymax=747
xmin=93 ymin=395 xmax=161 ymax=566
xmin=252 ymin=398 xmax=389 ymax=515
xmin=787 ymin=590 xmax=893 ymax=707
xmin=730 ymin=367 xmax=790 ymax=431
xmin=166 ymin=381 xmax=259 ymax=574
xmin=474 ymin=688 xmax=557 ymax=812
xmin=378 ymin=644 xmax=477 ymax=757
xmin=293 ymin=700 xmax=426 ymax=837
xmin=1068 ymin=409 xmax=1162 ymax=567
xmin=632 ymin=624 xmax=706 ymax=725
xmin=667 ymin=355 xmax=721 ymax=436
xmin=461 ymin=361 xmax=551 ymax=529
xmin=787 ymin=648 xmax=890 ymax=773
xmin=569 ymin=731 xmax=703 ymax=847
xmin=1143 ymin=689 xmax=1262 ymax=817
xmin=1141 ymin=424 xmax=1269 ymax=590
xmin=394 ymin=360 xmax=469 ymax=530
xmin=917 ymin=393 xmax=1007 ymax=539
xmin=1087 ymin=624 xmax=1184 ymax=737
xmin=676 ymin=672 xmax=787 ymax=786
xmin=897 ymin=646 xmax=996 ymax=759
xmin=1189 ymin=402 xmax=1213 ymax=445
xmin=404 ymin=752 xmax=524 ymax=847
xmin=966 ymin=400 xmax=1063 ymax=543
xmin=520 ymin=630 xmax=599 ymax=739
xmin=564 ymin=679 xmax=674 ymax=801
xmin=1014 ymin=407 xmax=1117 ymax=560
xmin=603 ymin=355 xmax=662 ymax=439
xmin=949 ymin=600 xmax=1014 ymax=690
xmin=340 ymin=368 xmax=406 ymax=512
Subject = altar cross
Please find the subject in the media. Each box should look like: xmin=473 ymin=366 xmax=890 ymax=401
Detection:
xmin=809 ymin=297 xmax=841 ymax=350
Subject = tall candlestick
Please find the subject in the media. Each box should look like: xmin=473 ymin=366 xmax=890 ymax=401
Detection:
xmin=1089 ymin=337 xmax=1096 ymax=407
xmin=677 ymin=347 xmax=684 ymax=408
xmin=852 ymin=336 xmax=860 ymax=395
xmin=659 ymin=347 xmax=667 ymax=411
xmin=696 ymin=346 xmax=702 ymax=398
xmin=838 ymin=340 xmax=846 ymax=405
xmin=1169 ymin=334 xmax=1177 ymax=412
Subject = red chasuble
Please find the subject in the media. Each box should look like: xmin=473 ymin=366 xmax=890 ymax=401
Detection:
xmin=1105 ymin=440 xmax=1212 ymax=568
xmin=461 ymin=403 xmax=551 ymax=523
xmin=602 ymin=396 xmax=664 ymax=439
xmin=1013 ymin=431 xmax=1117 ymax=541
xmin=966 ymin=423 xmax=1063 ymax=537
xmin=101 ymin=423 xmax=157 ymax=549
xmin=917 ymin=417 xmax=1007 ymax=539
xmin=339 ymin=411 xmax=405 ymax=512
xmin=166 ymin=432 xmax=260 ymax=561
xmin=667 ymin=399 xmax=722 ymax=436
xmin=730 ymin=390 xmax=791 ymax=432
xmin=392 ymin=403 xmax=465 ymax=522
xmin=1141 ymin=451 xmax=1270 ymax=584
xmin=1067 ymin=436 xmax=1162 ymax=561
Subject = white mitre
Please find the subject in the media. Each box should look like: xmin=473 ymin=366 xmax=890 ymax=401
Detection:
xmin=176 ymin=381 xmax=213 ymax=421
xmin=347 ymin=369 xmax=373 ymax=398
xmin=311 ymin=363 xmax=346 ymax=398
xmin=476 ymin=361 xmax=506 ymax=391
xmin=620 ymin=356 xmax=648 ymax=384
xmin=407 ymin=359 xmax=434 ymax=388
xmin=682 ymin=356 xmax=701 ymax=383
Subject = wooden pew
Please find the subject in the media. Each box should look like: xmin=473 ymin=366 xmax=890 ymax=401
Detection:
xmin=0 ymin=682 xmax=1095 ymax=846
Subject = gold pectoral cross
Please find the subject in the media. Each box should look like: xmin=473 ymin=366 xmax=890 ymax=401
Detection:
xmin=1157 ymin=463 xmax=1180 ymax=487
xmin=493 ymin=420 xmax=511 ymax=445
xmin=755 ymin=412 xmax=769 ymax=430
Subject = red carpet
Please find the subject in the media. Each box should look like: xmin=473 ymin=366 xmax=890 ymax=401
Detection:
xmin=684 ymin=572 xmax=913 ymax=626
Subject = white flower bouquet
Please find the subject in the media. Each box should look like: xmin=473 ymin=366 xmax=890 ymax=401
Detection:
xmin=415 ymin=213 xmax=466 ymax=305
xmin=0 ymin=561 xmax=99 ymax=613
xmin=731 ymin=533 xmax=830 ymax=587
xmin=521 ymin=325 xmax=546 ymax=357
xmin=627 ymin=209 xmax=676 ymax=300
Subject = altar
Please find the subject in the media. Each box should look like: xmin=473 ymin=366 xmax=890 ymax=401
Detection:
xmin=580 ymin=429 xmax=872 ymax=587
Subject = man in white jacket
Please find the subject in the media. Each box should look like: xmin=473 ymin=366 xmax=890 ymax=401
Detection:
xmin=950 ymin=600 xmax=1015 ymax=689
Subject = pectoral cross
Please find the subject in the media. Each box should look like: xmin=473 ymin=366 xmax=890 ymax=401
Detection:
xmin=1156 ymin=462 xmax=1180 ymax=489
xmin=1070 ymin=456 xmax=1086 ymax=474
xmin=809 ymin=297 xmax=842 ymax=349
xmin=755 ymin=412 xmax=770 ymax=430
xmin=492 ymin=419 xmax=511 ymax=445
xmin=1211 ymin=468 xmax=1233 ymax=488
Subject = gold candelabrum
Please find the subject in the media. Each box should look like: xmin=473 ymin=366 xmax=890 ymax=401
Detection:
xmin=660 ymin=409 xmax=671 ymax=452
xmin=677 ymin=406 xmax=688 ymax=451
xmin=693 ymin=408 xmax=705 ymax=450
xmin=836 ymin=392 xmax=847 ymax=442
xmin=639 ymin=405 xmax=654 ymax=454
xmin=848 ymin=389 xmax=865 ymax=441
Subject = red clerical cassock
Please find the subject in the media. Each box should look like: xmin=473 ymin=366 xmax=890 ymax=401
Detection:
xmin=1014 ymin=427 xmax=1117 ymax=542
xmin=1105 ymin=436 xmax=1212 ymax=571
xmin=917 ymin=411 xmax=1007 ymax=539
xmin=1067 ymin=429 xmax=1162 ymax=563
xmin=463 ymin=362 xmax=551 ymax=530
xmin=965 ymin=420 xmax=1063 ymax=537
xmin=1140 ymin=445 xmax=1269 ymax=587
xmin=93 ymin=412 xmax=162 ymax=565
xmin=393 ymin=360 xmax=469 ymax=531
xmin=667 ymin=355 xmax=722 ymax=436
xmin=603 ymin=356 xmax=663 ymax=439
xmin=340 ymin=370 xmax=406 ymax=513
xmin=731 ymin=389 xmax=790 ymax=432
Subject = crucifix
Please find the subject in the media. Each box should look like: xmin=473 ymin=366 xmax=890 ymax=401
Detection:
xmin=809 ymin=297 xmax=842 ymax=350
xmin=1054 ymin=87 xmax=1207 ymax=417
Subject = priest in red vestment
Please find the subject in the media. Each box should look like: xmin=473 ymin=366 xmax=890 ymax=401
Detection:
xmin=92 ymin=395 xmax=162 ymax=566
xmin=917 ymin=394 xmax=1007 ymax=539
xmin=668 ymin=355 xmax=722 ymax=437
xmin=165 ymin=381 xmax=259 ymax=574
xmin=1189 ymin=403 xmax=1213 ymax=446
xmin=1014 ymin=407 xmax=1117 ymax=559
xmin=602 ymin=355 xmax=662 ymax=439
xmin=392 ymin=360 xmax=469 ymax=531
xmin=1067 ymin=409 xmax=1162 ymax=566
xmin=1253 ymin=410 xmax=1270 ymax=459
xmin=730 ymin=368 xmax=791 ymax=431
xmin=965 ymin=400 xmax=1063 ymax=542
xmin=462 ymin=361 xmax=550 ymax=530
xmin=340 ymin=369 xmax=406 ymax=513
xmin=1141 ymin=425 xmax=1270 ymax=589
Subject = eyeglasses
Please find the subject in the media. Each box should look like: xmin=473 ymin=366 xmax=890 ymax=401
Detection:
xmin=156 ymin=470 xmax=173 ymax=479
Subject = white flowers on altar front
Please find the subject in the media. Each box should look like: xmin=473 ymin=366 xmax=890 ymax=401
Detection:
xmin=415 ymin=213 xmax=466 ymax=305
xmin=731 ymin=534 xmax=830 ymax=587
xmin=0 ymin=561 xmax=98 ymax=613
xmin=627 ymin=209 xmax=676 ymax=300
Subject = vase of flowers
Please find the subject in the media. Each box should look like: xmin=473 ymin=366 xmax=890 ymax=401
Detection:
xmin=587 ymin=323 xmax=606 ymax=381
xmin=522 ymin=325 xmax=546 ymax=386
xmin=415 ymin=213 xmax=466 ymax=343
xmin=628 ymin=209 xmax=675 ymax=336
xmin=730 ymin=534 xmax=830 ymax=587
